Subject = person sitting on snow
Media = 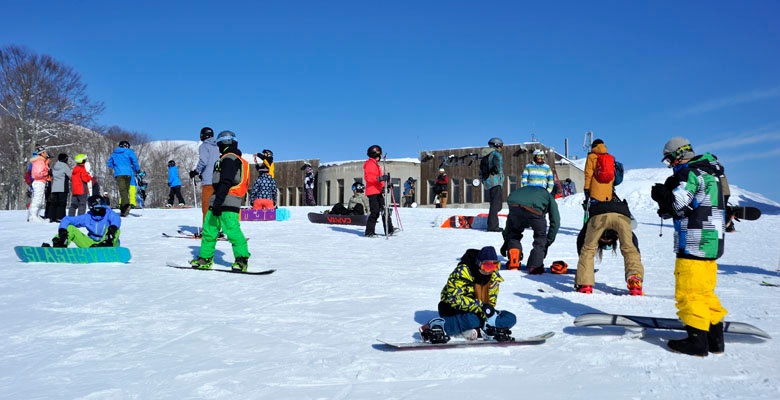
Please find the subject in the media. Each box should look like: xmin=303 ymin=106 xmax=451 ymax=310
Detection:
xmin=46 ymin=195 xmax=121 ymax=248
xmin=326 ymin=182 xmax=369 ymax=215
xmin=574 ymin=199 xmax=643 ymax=295
xmin=419 ymin=246 xmax=517 ymax=343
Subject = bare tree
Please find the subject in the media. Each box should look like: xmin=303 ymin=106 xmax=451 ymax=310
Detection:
xmin=0 ymin=45 xmax=104 ymax=209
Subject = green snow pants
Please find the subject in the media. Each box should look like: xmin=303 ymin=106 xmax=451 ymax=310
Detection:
xmin=53 ymin=225 xmax=122 ymax=248
xmin=199 ymin=210 xmax=250 ymax=260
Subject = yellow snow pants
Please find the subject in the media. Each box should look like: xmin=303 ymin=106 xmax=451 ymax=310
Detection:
xmin=675 ymin=258 xmax=727 ymax=331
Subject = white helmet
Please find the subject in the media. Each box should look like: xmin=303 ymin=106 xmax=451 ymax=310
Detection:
xmin=532 ymin=149 xmax=544 ymax=157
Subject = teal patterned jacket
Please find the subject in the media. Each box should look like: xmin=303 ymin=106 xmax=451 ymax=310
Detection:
xmin=481 ymin=148 xmax=504 ymax=190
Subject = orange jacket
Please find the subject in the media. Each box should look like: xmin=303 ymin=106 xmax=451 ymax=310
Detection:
xmin=583 ymin=143 xmax=613 ymax=202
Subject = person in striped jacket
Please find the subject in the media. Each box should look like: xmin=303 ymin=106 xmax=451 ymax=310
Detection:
xmin=521 ymin=149 xmax=554 ymax=192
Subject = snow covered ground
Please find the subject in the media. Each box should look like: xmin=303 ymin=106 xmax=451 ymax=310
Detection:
xmin=1 ymin=169 xmax=780 ymax=399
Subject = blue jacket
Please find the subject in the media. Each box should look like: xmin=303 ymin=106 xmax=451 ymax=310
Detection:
xmin=59 ymin=208 xmax=122 ymax=242
xmin=107 ymin=147 xmax=140 ymax=177
xmin=194 ymin=137 xmax=220 ymax=185
xmin=168 ymin=165 xmax=182 ymax=187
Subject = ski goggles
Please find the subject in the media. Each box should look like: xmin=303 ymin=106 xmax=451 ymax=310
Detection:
xmin=480 ymin=261 xmax=499 ymax=273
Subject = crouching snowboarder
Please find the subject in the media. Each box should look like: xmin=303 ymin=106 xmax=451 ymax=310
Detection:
xmin=45 ymin=195 xmax=121 ymax=248
xmin=420 ymin=246 xmax=517 ymax=343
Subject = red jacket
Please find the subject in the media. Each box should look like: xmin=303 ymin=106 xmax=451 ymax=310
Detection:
xmin=363 ymin=158 xmax=385 ymax=196
xmin=71 ymin=163 xmax=93 ymax=195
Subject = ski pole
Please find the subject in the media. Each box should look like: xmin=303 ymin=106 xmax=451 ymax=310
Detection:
xmin=390 ymin=183 xmax=403 ymax=231
xmin=192 ymin=178 xmax=198 ymax=208
xmin=659 ymin=218 xmax=664 ymax=237
xmin=382 ymin=153 xmax=390 ymax=239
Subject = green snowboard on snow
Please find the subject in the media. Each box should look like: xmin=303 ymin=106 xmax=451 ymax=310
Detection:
xmin=14 ymin=246 xmax=132 ymax=263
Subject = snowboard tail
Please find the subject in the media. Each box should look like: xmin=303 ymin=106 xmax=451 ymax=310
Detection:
xmin=15 ymin=246 xmax=132 ymax=263
xmin=727 ymin=206 xmax=761 ymax=221
xmin=574 ymin=313 xmax=771 ymax=339
xmin=378 ymin=331 xmax=554 ymax=350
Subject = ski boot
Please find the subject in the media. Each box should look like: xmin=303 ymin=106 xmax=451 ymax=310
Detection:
xmin=708 ymin=322 xmax=725 ymax=354
xmin=484 ymin=325 xmax=514 ymax=342
xmin=232 ymin=257 xmax=249 ymax=272
xmin=420 ymin=318 xmax=450 ymax=344
xmin=190 ymin=257 xmax=213 ymax=270
xmin=627 ymin=275 xmax=643 ymax=296
xmin=166 ymin=204 xmax=172 ymax=208
xmin=178 ymin=203 xmax=185 ymax=207
xmin=668 ymin=325 xmax=708 ymax=357
xmin=507 ymin=248 xmax=522 ymax=270
xmin=574 ymin=284 xmax=593 ymax=294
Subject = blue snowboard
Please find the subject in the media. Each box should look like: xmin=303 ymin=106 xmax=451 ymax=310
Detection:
xmin=14 ymin=246 xmax=132 ymax=263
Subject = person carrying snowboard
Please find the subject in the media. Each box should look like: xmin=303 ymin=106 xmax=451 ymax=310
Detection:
xmin=420 ymin=246 xmax=517 ymax=343
xmin=500 ymin=185 xmax=560 ymax=273
xmin=651 ymin=137 xmax=727 ymax=356
xmin=574 ymin=199 xmax=643 ymax=295
xmin=481 ymin=137 xmax=504 ymax=232
xmin=69 ymin=154 xmax=95 ymax=216
xmin=190 ymin=130 xmax=252 ymax=272
xmin=249 ymin=161 xmax=277 ymax=209
xmin=106 ymin=140 xmax=140 ymax=217
xmin=521 ymin=149 xmax=554 ymax=192
xmin=190 ymin=127 xmax=221 ymax=234
xmin=166 ymin=160 xmax=186 ymax=207
xmin=46 ymin=195 xmax=121 ymax=248
xmin=363 ymin=145 xmax=395 ymax=237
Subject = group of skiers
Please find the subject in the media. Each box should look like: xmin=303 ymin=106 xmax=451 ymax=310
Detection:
xmin=419 ymin=136 xmax=730 ymax=357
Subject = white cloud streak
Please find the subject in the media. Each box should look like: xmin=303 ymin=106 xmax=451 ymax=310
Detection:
xmin=677 ymin=86 xmax=780 ymax=117
xmin=699 ymin=131 xmax=780 ymax=152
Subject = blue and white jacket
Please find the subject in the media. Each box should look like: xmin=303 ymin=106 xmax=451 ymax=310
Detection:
xmin=521 ymin=163 xmax=554 ymax=192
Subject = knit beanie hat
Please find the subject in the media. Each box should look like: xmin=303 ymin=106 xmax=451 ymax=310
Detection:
xmin=476 ymin=246 xmax=499 ymax=264
xmin=591 ymin=139 xmax=604 ymax=148
xmin=58 ymin=153 xmax=68 ymax=162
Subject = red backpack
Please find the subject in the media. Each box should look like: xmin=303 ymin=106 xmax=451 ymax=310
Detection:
xmin=594 ymin=153 xmax=615 ymax=183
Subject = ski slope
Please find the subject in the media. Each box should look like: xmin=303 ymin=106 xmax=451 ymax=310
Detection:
xmin=1 ymin=169 xmax=779 ymax=399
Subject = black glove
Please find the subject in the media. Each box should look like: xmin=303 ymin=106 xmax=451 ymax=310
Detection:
xmin=189 ymin=170 xmax=199 ymax=179
xmin=583 ymin=189 xmax=590 ymax=199
xmin=482 ymin=303 xmax=497 ymax=321
xmin=106 ymin=225 xmax=118 ymax=241
xmin=657 ymin=209 xmax=673 ymax=219
xmin=52 ymin=228 xmax=68 ymax=247
xmin=650 ymin=183 xmax=668 ymax=203
xmin=211 ymin=204 xmax=222 ymax=217
xmin=651 ymin=183 xmax=675 ymax=216
xmin=500 ymin=242 xmax=508 ymax=257
xmin=377 ymin=174 xmax=390 ymax=182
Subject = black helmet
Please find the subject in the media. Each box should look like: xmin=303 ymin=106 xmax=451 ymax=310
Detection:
xmin=88 ymin=194 xmax=108 ymax=217
xmin=367 ymin=145 xmax=382 ymax=158
xmin=168 ymin=160 xmax=176 ymax=167
xmin=119 ymin=140 xmax=130 ymax=148
xmin=352 ymin=182 xmax=365 ymax=193
xmin=488 ymin=137 xmax=504 ymax=148
xmin=58 ymin=153 xmax=68 ymax=162
xmin=200 ymin=127 xmax=214 ymax=141
xmin=262 ymin=149 xmax=273 ymax=157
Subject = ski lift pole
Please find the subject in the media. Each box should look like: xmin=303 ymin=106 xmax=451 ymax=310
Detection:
xmin=382 ymin=153 xmax=390 ymax=239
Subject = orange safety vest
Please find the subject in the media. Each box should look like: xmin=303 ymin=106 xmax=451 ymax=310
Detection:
xmin=220 ymin=153 xmax=251 ymax=197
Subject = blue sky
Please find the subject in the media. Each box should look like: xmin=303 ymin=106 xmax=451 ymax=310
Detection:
xmin=3 ymin=1 xmax=780 ymax=200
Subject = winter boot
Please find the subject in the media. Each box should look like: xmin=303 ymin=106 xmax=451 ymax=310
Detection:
xmin=420 ymin=318 xmax=450 ymax=344
xmin=508 ymin=248 xmax=521 ymax=270
xmin=120 ymin=204 xmax=131 ymax=217
xmin=527 ymin=265 xmax=544 ymax=275
xmin=231 ymin=257 xmax=249 ymax=272
xmin=708 ymin=322 xmax=725 ymax=354
xmin=667 ymin=325 xmax=709 ymax=357
xmin=574 ymin=284 xmax=593 ymax=294
xmin=166 ymin=204 xmax=172 ymax=208
xmin=189 ymin=257 xmax=213 ymax=270
xmin=627 ymin=275 xmax=643 ymax=296
xmin=178 ymin=203 xmax=185 ymax=207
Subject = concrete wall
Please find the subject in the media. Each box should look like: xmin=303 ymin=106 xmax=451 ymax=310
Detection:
xmin=317 ymin=160 xmax=421 ymax=206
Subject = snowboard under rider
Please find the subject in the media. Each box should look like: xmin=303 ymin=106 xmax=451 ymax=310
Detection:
xmin=651 ymin=137 xmax=728 ymax=357
xmin=574 ymin=199 xmax=643 ymax=295
xmin=47 ymin=195 xmax=121 ymax=248
xmin=420 ymin=246 xmax=517 ymax=343
xmin=190 ymin=130 xmax=252 ymax=272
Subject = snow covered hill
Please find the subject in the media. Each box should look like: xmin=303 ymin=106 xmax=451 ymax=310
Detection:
xmin=1 ymin=169 xmax=779 ymax=399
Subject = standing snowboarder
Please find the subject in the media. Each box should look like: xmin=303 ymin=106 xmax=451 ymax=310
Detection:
xmin=500 ymin=185 xmax=559 ymax=273
xmin=363 ymin=145 xmax=395 ymax=238
xmin=166 ymin=160 xmax=186 ymax=207
xmin=28 ymin=146 xmax=50 ymax=222
xmin=651 ymin=137 xmax=727 ymax=356
xmin=481 ymin=138 xmax=504 ymax=232
xmin=303 ymin=164 xmax=316 ymax=206
xmin=420 ymin=246 xmax=517 ymax=343
xmin=190 ymin=127 xmax=221 ymax=234
xmin=521 ymin=149 xmax=554 ymax=192
xmin=190 ymin=131 xmax=252 ymax=272
xmin=574 ymin=200 xmax=643 ymax=295
xmin=69 ymin=154 xmax=95 ymax=216
xmin=106 ymin=140 xmax=140 ymax=217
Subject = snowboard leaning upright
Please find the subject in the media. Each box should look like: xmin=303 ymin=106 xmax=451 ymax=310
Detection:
xmin=15 ymin=246 xmax=132 ymax=263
